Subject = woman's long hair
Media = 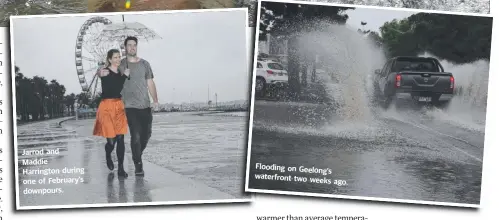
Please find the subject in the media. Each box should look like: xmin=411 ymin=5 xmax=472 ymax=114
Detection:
xmin=105 ymin=49 xmax=121 ymax=68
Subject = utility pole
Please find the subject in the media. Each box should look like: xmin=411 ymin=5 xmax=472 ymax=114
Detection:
xmin=172 ymin=88 xmax=175 ymax=105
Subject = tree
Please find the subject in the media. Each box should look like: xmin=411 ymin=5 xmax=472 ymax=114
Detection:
xmin=259 ymin=1 xmax=353 ymax=98
xmin=64 ymin=93 xmax=77 ymax=116
xmin=380 ymin=12 xmax=492 ymax=64
xmin=90 ymin=92 xmax=102 ymax=109
xmin=47 ymin=80 xmax=66 ymax=118
xmin=14 ymin=66 xmax=72 ymax=122
xmin=77 ymin=92 xmax=91 ymax=108
xmin=259 ymin=2 xmax=352 ymax=39
xmin=14 ymin=66 xmax=33 ymax=121
xmin=32 ymin=76 xmax=49 ymax=120
xmin=367 ymin=31 xmax=383 ymax=47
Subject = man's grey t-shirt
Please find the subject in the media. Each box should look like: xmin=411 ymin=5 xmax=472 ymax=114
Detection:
xmin=119 ymin=58 xmax=154 ymax=109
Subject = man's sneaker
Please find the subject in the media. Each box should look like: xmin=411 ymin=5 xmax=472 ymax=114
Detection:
xmin=135 ymin=162 xmax=144 ymax=176
xmin=118 ymin=164 xmax=128 ymax=178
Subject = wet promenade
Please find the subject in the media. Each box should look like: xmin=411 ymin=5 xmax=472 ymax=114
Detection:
xmin=17 ymin=112 xmax=250 ymax=208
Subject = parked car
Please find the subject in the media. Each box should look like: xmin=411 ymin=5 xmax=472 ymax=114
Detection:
xmin=255 ymin=59 xmax=288 ymax=97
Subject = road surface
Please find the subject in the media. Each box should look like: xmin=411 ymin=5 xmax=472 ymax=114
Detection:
xmin=247 ymin=99 xmax=484 ymax=205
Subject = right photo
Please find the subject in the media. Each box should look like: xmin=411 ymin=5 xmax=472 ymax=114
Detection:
xmin=245 ymin=0 xmax=493 ymax=207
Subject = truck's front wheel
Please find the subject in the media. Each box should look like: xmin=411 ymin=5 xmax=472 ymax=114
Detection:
xmin=382 ymin=96 xmax=393 ymax=109
xmin=255 ymin=77 xmax=266 ymax=98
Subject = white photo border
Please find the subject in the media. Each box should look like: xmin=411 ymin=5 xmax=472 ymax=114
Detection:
xmin=10 ymin=7 xmax=254 ymax=211
xmin=244 ymin=0 xmax=493 ymax=209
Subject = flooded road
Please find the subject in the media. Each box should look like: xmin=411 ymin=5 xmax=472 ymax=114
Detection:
xmin=248 ymin=97 xmax=484 ymax=205
xmin=247 ymin=23 xmax=487 ymax=205
xmin=0 ymin=0 xmax=86 ymax=26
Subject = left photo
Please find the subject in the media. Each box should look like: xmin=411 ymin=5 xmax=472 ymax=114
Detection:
xmin=10 ymin=8 xmax=251 ymax=210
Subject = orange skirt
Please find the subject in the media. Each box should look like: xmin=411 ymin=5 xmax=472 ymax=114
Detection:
xmin=93 ymin=98 xmax=128 ymax=138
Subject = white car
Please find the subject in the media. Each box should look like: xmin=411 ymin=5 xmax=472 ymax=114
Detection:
xmin=255 ymin=60 xmax=288 ymax=96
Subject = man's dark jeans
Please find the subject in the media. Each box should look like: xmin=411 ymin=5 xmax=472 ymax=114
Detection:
xmin=125 ymin=108 xmax=153 ymax=165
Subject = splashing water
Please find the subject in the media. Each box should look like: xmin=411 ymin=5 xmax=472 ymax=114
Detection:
xmin=255 ymin=22 xmax=389 ymax=140
xmin=256 ymin=22 xmax=489 ymax=138
xmin=419 ymin=53 xmax=489 ymax=132
xmin=296 ymin=23 xmax=386 ymax=122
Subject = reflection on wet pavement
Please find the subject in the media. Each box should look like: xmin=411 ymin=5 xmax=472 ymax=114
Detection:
xmin=105 ymin=173 xmax=153 ymax=203
xmin=134 ymin=112 xmax=249 ymax=197
xmin=16 ymin=112 xmax=248 ymax=208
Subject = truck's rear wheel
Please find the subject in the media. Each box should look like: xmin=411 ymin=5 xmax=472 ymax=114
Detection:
xmin=437 ymin=100 xmax=450 ymax=109
xmin=430 ymin=94 xmax=450 ymax=110
xmin=433 ymin=99 xmax=450 ymax=110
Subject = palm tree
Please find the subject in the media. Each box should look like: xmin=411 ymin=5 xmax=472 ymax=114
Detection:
xmin=47 ymin=80 xmax=66 ymax=118
xmin=64 ymin=93 xmax=77 ymax=116
xmin=15 ymin=66 xmax=75 ymax=121
xmin=15 ymin=66 xmax=37 ymax=121
xmin=77 ymin=92 xmax=91 ymax=108
xmin=15 ymin=66 xmax=26 ymax=120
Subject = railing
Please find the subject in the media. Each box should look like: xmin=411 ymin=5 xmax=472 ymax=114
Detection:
xmin=74 ymin=104 xmax=249 ymax=119
xmin=76 ymin=108 xmax=97 ymax=120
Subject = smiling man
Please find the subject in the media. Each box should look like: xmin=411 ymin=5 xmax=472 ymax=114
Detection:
xmin=119 ymin=36 xmax=159 ymax=176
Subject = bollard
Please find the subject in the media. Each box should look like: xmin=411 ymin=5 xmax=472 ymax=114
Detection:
xmin=75 ymin=100 xmax=78 ymax=120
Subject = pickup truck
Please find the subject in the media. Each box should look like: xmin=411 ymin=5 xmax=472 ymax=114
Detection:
xmin=372 ymin=56 xmax=454 ymax=109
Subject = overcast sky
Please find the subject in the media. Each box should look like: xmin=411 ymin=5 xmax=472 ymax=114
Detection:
xmin=12 ymin=9 xmax=248 ymax=104
xmin=345 ymin=6 xmax=417 ymax=34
